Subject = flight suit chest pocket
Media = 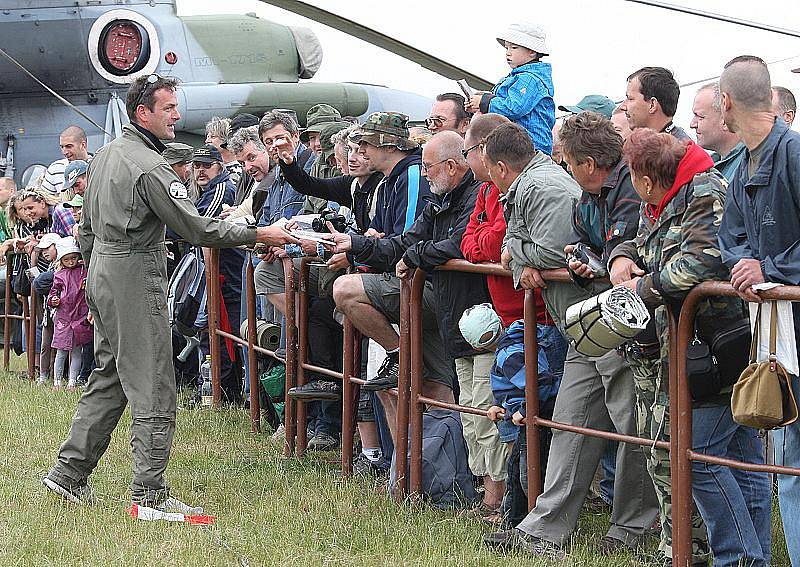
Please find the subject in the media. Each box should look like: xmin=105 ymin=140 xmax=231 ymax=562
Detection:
xmin=142 ymin=255 xmax=167 ymax=316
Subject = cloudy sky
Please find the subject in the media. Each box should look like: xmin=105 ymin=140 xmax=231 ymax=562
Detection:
xmin=178 ymin=0 xmax=800 ymax=131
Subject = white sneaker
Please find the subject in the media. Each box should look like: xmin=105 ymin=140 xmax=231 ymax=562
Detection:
xmin=155 ymin=496 xmax=203 ymax=515
xmin=271 ymin=424 xmax=286 ymax=441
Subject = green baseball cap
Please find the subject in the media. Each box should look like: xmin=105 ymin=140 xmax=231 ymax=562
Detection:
xmin=63 ymin=194 xmax=83 ymax=209
xmin=319 ymin=121 xmax=350 ymax=152
xmin=162 ymin=142 xmax=194 ymax=165
xmin=300 ymin=104 xmax=343 ymax=142
xmin=558 ymin=95 xmax=616 ymax=118
xmin=351 ymin=112 xmax=418 ymax=150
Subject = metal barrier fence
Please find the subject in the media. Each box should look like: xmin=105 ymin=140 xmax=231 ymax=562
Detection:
xmin=5 ymin=245 xmax=800 ymax=565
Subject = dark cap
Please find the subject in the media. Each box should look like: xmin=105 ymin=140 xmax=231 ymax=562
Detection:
xmin=162 ymin=142 xmax=194 ymax=165
xmin=229 ymin=113 xmax=260 ymax=134
xmin=192 ymin=143 xmax=222 ymax=164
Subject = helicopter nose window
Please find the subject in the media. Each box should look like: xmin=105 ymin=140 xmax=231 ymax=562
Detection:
xmin=21 ymin=164 xmax=47 ymax=189
xmin=98 ymin=20 xmax=151 ymax=76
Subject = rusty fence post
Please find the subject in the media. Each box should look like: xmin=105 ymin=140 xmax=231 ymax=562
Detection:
xmin=202 ymin=248 xmax=222 ymax=408
xmin=294 ymin=259 xmax=310 ymax=458
xmin=409 ymin=269 xmax=426 ymax=497
xmin=282 ymin=257 xmax=298 ymax=457
xmin=341 ymin=316 xmax=356 ymax=476
xmin=394 ymin=272 xmax=412 ymax=501
xmin=245 ymin=254 xmax=261 ymax=433
xmin=523 ymin=289 xmax=542 ymax=511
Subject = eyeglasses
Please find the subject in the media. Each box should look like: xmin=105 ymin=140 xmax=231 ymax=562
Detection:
xmin=132 ymin=74 xmax=162 ymax=111
xmin=462 ymin=142 xmax=482 ymax=159
xmin=192 ymin=162 xmax=216 ymax=169
xmin=425 ymin=116 xmax=451 ymax=129
xmin=421 ymin=158 xmax=452 ymax=172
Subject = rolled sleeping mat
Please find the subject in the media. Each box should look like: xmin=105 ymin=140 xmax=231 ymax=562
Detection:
xmin=239 ymin=319 xmax=282 ymax=351
xmin=564 ymin=286 xmax=651 ymax=357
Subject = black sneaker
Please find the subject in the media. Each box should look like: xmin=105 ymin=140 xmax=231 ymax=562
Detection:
xmin=288 ymin=380 xmax=342 ymax=401
xmin=362 ymin=351 xmax=400 ymax=391
xmin=352 ymin=453 xmax=388 ymax=477
xmin=43 ymin=476 xmax=96 ymax=505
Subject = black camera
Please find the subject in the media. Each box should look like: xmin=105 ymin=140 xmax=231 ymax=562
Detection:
xmin=312 ymin=209 xmax=348 ymax=233
xmin=569 ymin=242 xmax=608 ymax=278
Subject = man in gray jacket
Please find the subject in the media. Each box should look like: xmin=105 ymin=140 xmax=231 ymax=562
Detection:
xmin=482 ymin=123 xmax=656 ymax=559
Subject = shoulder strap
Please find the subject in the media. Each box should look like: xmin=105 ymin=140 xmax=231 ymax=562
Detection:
xmin=750 ymin=303 xmax=762 ymax=363
xmin=769 ymin=300 xmax=779 ymax=358
xmin=297 ymin=147 xmax=314 ymax=170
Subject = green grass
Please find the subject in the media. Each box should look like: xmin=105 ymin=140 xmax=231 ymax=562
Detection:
xmin=0 ymin=370 xmax=791 ymax=566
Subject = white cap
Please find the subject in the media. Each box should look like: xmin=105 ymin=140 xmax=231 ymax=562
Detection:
xmin=55 ymin=236 xmax=81 ymax=263
xmin=496 ymin=23 xmax=549 ymax=55
xmin=35 ymin=233 xmax=61 ymax=249
xmin=459 ymin=303 xmax=503 ymax=350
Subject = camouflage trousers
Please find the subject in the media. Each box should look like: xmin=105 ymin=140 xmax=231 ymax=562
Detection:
xmin=627 ymin=352 xmax=711 ymax=563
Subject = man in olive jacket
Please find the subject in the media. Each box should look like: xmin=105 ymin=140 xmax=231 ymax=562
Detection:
xmin=43 ymin=75 xmax=297 ymax=512
xmin=483 ymin=123 xmax=656 ymax=558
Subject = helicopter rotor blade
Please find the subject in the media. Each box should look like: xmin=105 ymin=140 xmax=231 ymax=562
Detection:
xmin=623 ymin=0 xmax=800 ymax=40
xmin=256 ymin=0 xmax=494 ymax=91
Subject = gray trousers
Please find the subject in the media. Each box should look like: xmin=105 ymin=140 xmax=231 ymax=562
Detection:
xmin=517 ymin=345 xmax=658 ymax=546
xmin=48 ymin=249 xmax=176 ymax=506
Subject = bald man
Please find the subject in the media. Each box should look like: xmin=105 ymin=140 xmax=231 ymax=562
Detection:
xmin=42 ymin=126 xmax=90 ymax=195
xmin=331 ymin=131 xmax=485 ymax=445
xmin=719 ymin=55 xmax=800 ymax=566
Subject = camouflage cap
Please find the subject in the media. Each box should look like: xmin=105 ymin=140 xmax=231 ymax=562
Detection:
xmin=300 ymin=104 xmax=343 ymax=142
xmin=162 ymin=142 xmax=194 ymax=165
xmin=351 ymin=112 xmax=418 ymax=150
xmin=319 ymin=121 xmax=350 ymax=152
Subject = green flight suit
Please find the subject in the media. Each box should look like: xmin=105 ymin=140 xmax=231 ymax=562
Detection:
xmin=47 ymin=124 xmax=256 ymax=506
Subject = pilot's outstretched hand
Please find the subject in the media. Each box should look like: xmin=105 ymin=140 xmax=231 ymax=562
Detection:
xmin=255 ymin=224 xmax=300 ymax=246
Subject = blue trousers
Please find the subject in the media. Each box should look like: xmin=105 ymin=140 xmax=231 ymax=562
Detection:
xmin=775 ymin=375 xmax=800 ymax=566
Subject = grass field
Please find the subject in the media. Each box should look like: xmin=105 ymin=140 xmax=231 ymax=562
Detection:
xmin=0 ymin=371 xmax=791 ymax=566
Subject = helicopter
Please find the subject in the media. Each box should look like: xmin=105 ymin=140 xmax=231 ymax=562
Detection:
xmin=0 ymin=0 xmax=493 ymax=189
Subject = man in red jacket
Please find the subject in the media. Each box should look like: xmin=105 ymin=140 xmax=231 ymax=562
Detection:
xmin=460 ymin=114 xmax=561 ymax=355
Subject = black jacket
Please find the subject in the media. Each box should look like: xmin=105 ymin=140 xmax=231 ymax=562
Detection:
xmin=279 ymin=159 xmax=383 ymax=234
xmin=350 ymin=171 xmax=490 ymax=359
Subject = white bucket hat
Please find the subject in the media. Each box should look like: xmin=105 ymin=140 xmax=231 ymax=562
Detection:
xmin=459 ymin=303 xmax=503 ymax=350
xmin=496 ymin=22 xmax=549 ymax=55
xmin=55 ymin=236 xmax=81 ymax=263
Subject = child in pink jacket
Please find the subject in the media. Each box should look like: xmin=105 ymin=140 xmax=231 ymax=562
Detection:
xmin=48 ymin=238 xmax=91 ymax=390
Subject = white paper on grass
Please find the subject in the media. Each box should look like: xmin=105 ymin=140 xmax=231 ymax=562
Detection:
xmin=749 ymin=283 xmax=799 ymax=375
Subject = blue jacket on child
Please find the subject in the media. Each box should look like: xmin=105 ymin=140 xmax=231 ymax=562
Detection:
xmin=480 ymin=61 xmax=555 ymax=155
xmin=490 ymin=321 xmax=560 ymax=418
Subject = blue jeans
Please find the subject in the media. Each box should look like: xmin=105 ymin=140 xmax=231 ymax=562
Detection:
xmin=691 ymin=403 xmax=771 ymax=566
xmin=538 ymin=324 xmax=568 ymax=380
xmin=775 ymin=374 xmax=800 ymax=566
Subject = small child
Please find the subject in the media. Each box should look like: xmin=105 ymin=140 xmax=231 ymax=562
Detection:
xmin=459 ymin=304 xmax=561 ymax=528
xmin=48 ymin=237 xmax=91 ymax=390
xmin=33 ymin=233 xmax=61 ymax=386
xmin=466 ymin=22 xmax=556 ymax=155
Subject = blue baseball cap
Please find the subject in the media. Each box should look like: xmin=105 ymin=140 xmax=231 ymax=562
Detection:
xmin=63 ymin=160 xmax=88 ymax=189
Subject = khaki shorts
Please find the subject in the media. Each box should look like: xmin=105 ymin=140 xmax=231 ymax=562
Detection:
xmin=362 ymin=272 xmax=455 ymax=389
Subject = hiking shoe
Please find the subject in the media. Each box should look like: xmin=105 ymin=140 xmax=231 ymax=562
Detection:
xmin=155 ymin=496 xmax=203 ymax=515
xmin=42 ymin=476 xmax=95 ymax=505
xmin=288 ymin=380 xmax=342 ymax=401
xmin=307 ymin=432 xmax=339 ymax=451
xmin=362 ymin=351 xmax=399 ymax=391
xmin=483 ymin=529 xmax=565 ymax=560
xmin=352 ymin=453 xmax=388 ymax=477
xmin=598 ymin=535 xmax=628 ymax=555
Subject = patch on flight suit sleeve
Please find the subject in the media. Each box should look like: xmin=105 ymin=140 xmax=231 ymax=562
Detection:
xmin=169 ymin=181 xmax=188 ymax=199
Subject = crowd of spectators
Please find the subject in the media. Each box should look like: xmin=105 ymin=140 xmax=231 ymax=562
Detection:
xmin=8 ymin=20 xmax=800 ymax=566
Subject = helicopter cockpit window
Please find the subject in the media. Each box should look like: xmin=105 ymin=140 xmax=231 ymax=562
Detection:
xmin=98 ymin=20 xmax=151 ymax=76
xmin=21 ymin=164 xmax=47 ymax=189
